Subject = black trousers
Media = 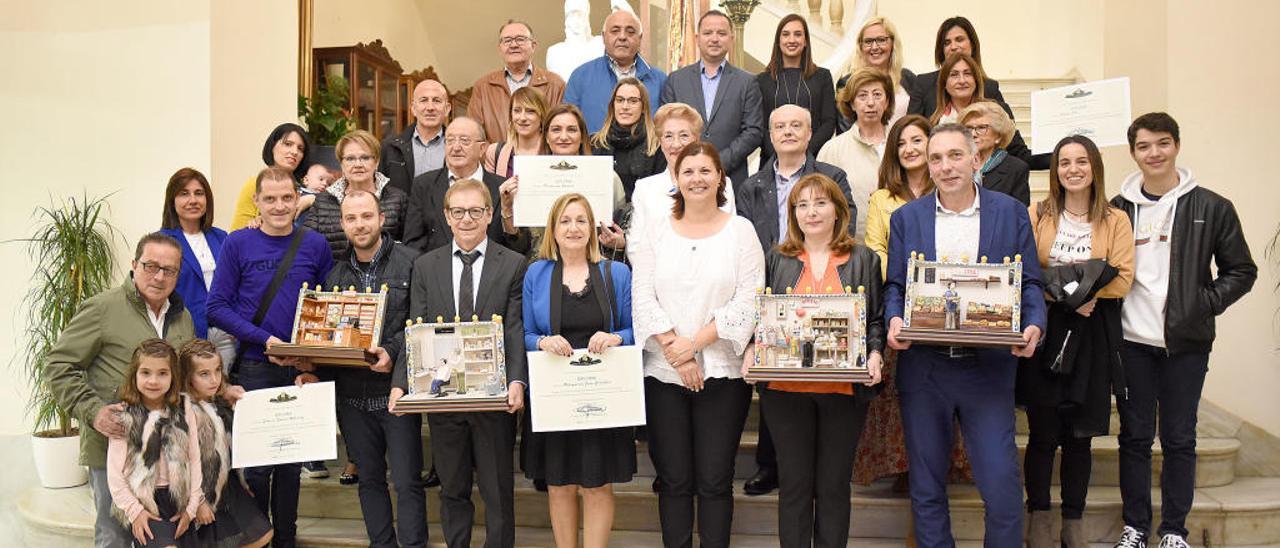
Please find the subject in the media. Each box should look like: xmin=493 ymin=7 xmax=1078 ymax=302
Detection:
xmin=753 ymin=384 xmax=777 ymax=471
xmin=1116 ymin=342 xmax=1208 ymax=538
xmin=645 ymin=376 xmax=752 ymax=548
xmin=238 ymin=360 xmax=301 ymax=546
xmin=427 ymin=411 xmax=516 ymax=548
xmin=337 ymin=403 xmax=428 ymax=548
xmin=1023 ymin=405 xmax=1093 ymax=519
xmin=761 ymin=387 xmax=868 ymax=548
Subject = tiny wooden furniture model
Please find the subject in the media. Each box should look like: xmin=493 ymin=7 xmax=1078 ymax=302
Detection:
xmin=899 ymin=253 xmax=1025 ymax=347
xmin=747 ymin=286 xmax=870 ymax=383
xmin=391 ymin=315 xmax=509 ymax=414
xmin=265 ymin=283 xmax=386 ymax=366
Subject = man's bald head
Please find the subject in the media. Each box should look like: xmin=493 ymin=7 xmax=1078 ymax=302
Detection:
xmin=444 ymin=116 xmax=486 ymax=174
xmin=412 ymin=79 xmax=451 ymax=133
xmin=602 ymin=10 xmax=642 ymax=65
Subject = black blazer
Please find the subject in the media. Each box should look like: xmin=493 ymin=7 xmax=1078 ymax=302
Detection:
xmin=755 ymin=67 xmax=838 ymax=168
xmin=393 ymin=240 xmax=528 ymax=390
xmin=764 ymin=246 xmax=885 ymax=402
xmin=401 ymin=167 xmax=531 ymax=254
xmin=981 ymin=153 xmax=1031 ymax=206
xmin=908 ymin=71 xmax=1048 ymax=170
xmin=736 ymin=156 xmax=853 ymax=253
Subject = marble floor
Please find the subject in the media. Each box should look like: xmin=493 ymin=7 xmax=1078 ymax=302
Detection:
xmin=0 ymin=434 xmax=40 ymax=545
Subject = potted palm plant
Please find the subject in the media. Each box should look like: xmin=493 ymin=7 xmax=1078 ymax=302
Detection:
xmin=14 ymin=194 xmax=119 ymax=488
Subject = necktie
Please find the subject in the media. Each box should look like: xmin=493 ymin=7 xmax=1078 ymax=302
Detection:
xmin=456 ymin=250 xmax=479 ymax=320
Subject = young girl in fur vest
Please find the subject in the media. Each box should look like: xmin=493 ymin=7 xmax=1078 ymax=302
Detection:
xmin=179 ymin=339 xmax=274 ymax=547
xmin=108 ymin=338 xmax=204 ymax=547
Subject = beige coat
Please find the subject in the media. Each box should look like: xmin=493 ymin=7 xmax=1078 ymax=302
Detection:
xmin=816 ymin=124 xmax=887 ymax=240
xmin=466 ymin=66 xmax=565 ymax=144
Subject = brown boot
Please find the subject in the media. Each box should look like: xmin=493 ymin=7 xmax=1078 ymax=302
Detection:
xmin=1027 ymin=510 xmax=1053 ymax=548
xmin=1060 ymin=518 xmax=1086 ymax=548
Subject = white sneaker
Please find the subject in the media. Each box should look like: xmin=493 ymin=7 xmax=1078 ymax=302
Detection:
xmin=1157 ymin=534 xmax=1191 ymax=548
xmin=1114 ymin=526 xmax=1148 ymax=548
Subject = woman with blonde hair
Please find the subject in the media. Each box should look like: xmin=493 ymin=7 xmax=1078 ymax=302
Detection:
xmin=591 ymin=77 xmax=664 ymax=201
xmin=959 ymin=100 xmax=1031 ymax=205
xmin=485 ymin=86 xmax=550 ymax=178
xmin=837 ymin=16 xmax=914 ymax=129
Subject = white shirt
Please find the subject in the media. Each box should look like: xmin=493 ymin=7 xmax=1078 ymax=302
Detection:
xmin=450 ymin=238 xmax=488 ymax=317
xmin=146 ymin=299 xmax=171 ymax=338
xmin=629 ymin=214 xmax=765 ymax=385
xmin=183 ymin=231 xmax=217 ymax=290
xmin=448 ymin=166 xmax=485 ymax=185
xmin=934 ymin=183 xmax=981 ymax=262
xmin=627 ymin=170 xmax=736 ymax=255
xmin=1048 ymin=214 xmax=1093 ymax=266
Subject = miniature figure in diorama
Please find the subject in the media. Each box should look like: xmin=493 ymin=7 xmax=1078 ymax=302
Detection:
xmin=943 ymin=281 xmax=961 ymax=330
xmin=430 ymin=356 xmax=455 ymax=396
xmin=800 ymin=317 xmax=816 ymax=368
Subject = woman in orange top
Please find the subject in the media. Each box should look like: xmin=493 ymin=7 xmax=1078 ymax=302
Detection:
xmin=741 ymin=173 xmax=884 ymax=547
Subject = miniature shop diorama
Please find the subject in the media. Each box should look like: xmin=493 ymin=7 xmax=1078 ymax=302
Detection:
xmin=264 ymin=283 xmax=387 ymax=366
xmin=899 ymin=252 xmax=1025 ymax=347
xmin=390 ymin=315 xmax=510 ymax=413
xmin=747 ymin=286 xmax=870 ymax=383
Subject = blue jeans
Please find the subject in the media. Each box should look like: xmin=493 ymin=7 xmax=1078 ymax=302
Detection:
xmin=1116 ymin=342 xmax=1209 ymax=538
xmin=238 ymin=359 xmax=302 ymax=547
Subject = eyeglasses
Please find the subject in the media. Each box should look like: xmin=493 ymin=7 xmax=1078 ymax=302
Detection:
xmin=613 ymin=96 xmax=642 ymax=106
xmin=138 ymin=261 xmax=179 ymax=278
xmin=444 ymin=136 xmax=477 ymax=147
xmin=447 ymin=206 xmax=490 ymax=220
xmin=341 ymin=154 xmax=375 ymax=164
xmin=660 ymin=132 xmax=694 ymax=144
xmin=965 ymin=124 xmax=991 ymax=136
xmin=860 ymin=36 xmax=892 ymax=49
xmin=499 ymin=36 xmax=531 ymax=47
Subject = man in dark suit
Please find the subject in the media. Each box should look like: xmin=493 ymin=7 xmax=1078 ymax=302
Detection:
xmin=733 ymin=104 xmax=852 ymax=496
xmin=659 ymin=10 xmax=762 ymax=188
xmin=884 ymin=123 xmax=1046 ymax=547
xmin=380 ymin=79 xmax=451 ymax=195
xmin=402 ymin=116 xmax=529 ymax=254
xmin=391 ymin=179 xmax=528 ymax=548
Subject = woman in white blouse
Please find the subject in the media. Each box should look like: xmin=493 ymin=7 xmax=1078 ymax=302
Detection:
xmin=628 ymin=141 xmax=764 ymax=548
xmin=818 ymin=67 xmax=893 ymax=240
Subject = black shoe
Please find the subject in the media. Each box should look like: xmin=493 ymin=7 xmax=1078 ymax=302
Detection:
xmin=422 ymin=467 xmax=440 ymax=488
xmin=743 ymin=467 xmax=777 ymax=496
xmin=534 ymin=479 xmax=548 ymax=492
xmin=651 ymin=476 xmax=664 ymax=493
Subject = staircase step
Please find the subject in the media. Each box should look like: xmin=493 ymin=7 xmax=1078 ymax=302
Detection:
xmin=21 ymin=478 xmax=1280 ymax=546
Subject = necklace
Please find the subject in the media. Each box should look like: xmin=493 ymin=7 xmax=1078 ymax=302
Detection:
xmin=1064 ymin=206 xmax=1089 ymax=218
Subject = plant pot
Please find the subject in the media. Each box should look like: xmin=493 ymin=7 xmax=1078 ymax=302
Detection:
xmin=31 ymin=430 xmax=87 ymax=488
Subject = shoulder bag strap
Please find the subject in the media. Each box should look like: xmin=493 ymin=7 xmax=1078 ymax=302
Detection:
xmin=252 ymin=227 xmax=309 ymax=327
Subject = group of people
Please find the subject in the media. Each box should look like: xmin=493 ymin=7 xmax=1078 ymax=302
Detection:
xmin=42 ymin=8 xmax=1259 ymax=548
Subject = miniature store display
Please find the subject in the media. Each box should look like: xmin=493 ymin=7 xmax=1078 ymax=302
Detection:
xmin=391 ymin=315 xmax=510 ymax=413
xmin=264 ymin=283 xmax=386 ymax=366
xmin=899 ymin=253 xmax=1025 ymax=347
xmin=747 ymin=287 xmax=870 ymax=383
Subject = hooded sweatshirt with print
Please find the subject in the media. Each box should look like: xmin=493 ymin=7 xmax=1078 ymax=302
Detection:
xmin=1117 ymin=167 xmax=1198 ymax=348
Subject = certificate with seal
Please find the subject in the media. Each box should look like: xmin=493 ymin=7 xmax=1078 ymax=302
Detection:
xmin=527 ymin=345 xmax=645 ymax=432
xmin=1031 ymin=77 xmax=1132 ymax=154
xmin=231 ymin=381 xmax=337 ymax=468
xmin=513 ymin=155 xmax=615 ymax=227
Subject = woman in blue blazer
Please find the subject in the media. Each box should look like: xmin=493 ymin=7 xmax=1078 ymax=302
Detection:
xmin=522 ymin=192 xmax=634 ymax=548
xmin=159 ymin=168 xmax=232 ymax=363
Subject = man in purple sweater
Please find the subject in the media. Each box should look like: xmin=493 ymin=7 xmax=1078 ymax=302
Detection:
xmin=207 ymin=166 xmax=334 ymax=547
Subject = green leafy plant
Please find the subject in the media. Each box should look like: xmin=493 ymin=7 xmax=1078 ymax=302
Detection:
xmin=11 ymin=194 xmax=121 ymax=437
xmin=298 ymin=73 xmax=354 ymax=146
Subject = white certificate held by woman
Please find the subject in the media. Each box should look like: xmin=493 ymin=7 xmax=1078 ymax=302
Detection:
xmin=231 ymin=381 xmax=337 ymax=468
xmin=527 ymin=345 xmax=645 ymax=432
xmin=513 ymin=155 xmax=615 ymax=227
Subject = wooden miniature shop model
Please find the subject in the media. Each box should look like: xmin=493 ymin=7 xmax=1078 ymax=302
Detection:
xmin=265 ymin=283 xmax=388 ymax=366
xmin=899 ymin=253 xmax=1025 ymax=347
xmin=747 ymin=286 xmax=870 ymax=383
xmin=391 ymin=315 xmax=510 ymax=413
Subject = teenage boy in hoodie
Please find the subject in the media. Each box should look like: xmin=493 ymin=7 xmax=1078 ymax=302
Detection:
xmin=1109 ymin=112 xmax=1257 ymax=548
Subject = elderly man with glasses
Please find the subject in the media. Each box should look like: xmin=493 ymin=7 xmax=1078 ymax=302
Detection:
xmin=402 ymin=116 xmax=530 ymax=254
xmin=467 ymin=19 xmax=566 ymax=147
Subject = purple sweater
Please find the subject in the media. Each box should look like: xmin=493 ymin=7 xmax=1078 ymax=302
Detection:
xmin=207 ymin=227 xmax=333 ymax=362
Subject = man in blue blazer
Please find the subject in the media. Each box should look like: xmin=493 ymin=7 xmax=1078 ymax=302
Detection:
xmin=884 ymin=123 xmax=1046 ymax=548
xmin=564 ymin=9 xmax=666 ymax=133
xmin=659 ymin=10 xmax=762 ymax=188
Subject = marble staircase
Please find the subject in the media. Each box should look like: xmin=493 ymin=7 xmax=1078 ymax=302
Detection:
xmin=17 ymin=393 xmax=1280 ymax=546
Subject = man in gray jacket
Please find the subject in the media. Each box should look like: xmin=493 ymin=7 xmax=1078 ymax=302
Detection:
xmin=659 ymin=10 xmax=762 ymax=189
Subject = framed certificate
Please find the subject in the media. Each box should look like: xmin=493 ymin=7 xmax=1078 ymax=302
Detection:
xmin=1031 ymin=77 xmax=1132 ymax=154
xmin=899 ymin=253 xmax=1025 ymax=347
xmin=232 ymin=382 xmax=338 ymax=469
xmin=527 ymin=345 xmax=645 ymax=432
xmin=748 ymin=289 xmax=870 ymax=383
xmin=512 ymin=155 xmax=615 ymax=227
xmin=391 ymin=316 xmax=510 ymax=414
xmin=265 ymin=283 xmax=385 ymax=366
